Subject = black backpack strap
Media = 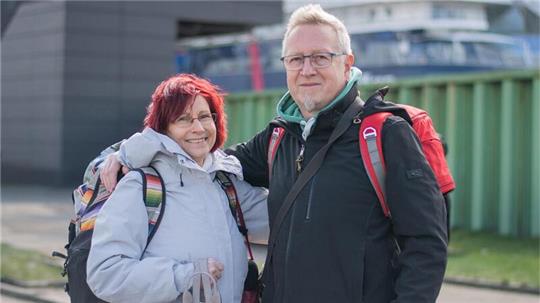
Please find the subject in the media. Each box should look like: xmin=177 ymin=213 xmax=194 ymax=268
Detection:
xmin=132 ymin=166 xmax=166 ymax=254
xmin=215 ymin=171 xmax=255 ymax=261
xmin=262 ymin=97 xmax=364 ymax=279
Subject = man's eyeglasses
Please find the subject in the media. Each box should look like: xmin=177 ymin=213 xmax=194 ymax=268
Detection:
xmin=175 ymin=113 xmax=216 ymax=128
xmin=280 ymin=52 xmax=346 ymax=71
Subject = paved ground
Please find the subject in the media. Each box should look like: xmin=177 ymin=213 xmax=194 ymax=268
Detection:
xmin=1 ymin=185 xmax=539 ymax=303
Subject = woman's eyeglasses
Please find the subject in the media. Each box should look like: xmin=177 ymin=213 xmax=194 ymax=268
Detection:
xmin=175 ymin=113 xmax=216 ymax=128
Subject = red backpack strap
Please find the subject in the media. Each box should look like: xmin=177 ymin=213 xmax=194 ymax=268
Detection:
xmin=359 ymin=112 xmax=393 ymax=218
xmin=267 ymin=126 xmax=285 ymax=179
xmin=215 ymin=171 xmax=255 ymax=261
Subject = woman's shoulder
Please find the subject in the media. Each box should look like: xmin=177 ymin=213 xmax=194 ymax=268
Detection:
xmin=211 ymin=149 xmax=243 ymax=179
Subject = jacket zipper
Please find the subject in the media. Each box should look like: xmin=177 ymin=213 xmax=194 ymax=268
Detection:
xmin=295 ymin=144 xmax=305 ymax=173
xmin=294 ymin=143 xmax=316 ymax=220
xmin=305 ymin=174 xmax=318 ymax=220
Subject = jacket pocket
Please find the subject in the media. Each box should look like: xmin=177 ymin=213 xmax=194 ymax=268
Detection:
xmin=388 ymin=237 xmax=401 ymax=286
xmin=355 ymin=247 xmax=367 ymax=302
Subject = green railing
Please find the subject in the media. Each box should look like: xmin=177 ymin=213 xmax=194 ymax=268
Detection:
xmin=225 ymin=69 xmax=540 ymax=237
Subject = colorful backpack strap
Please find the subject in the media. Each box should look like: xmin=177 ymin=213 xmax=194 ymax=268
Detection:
xmin=214 ymin=171 xmax=255 ymax=261
xmin=76 ymin=166 xmax=165 ymax=251
xmin=73 ymin=141 xmax=124 ymax=234
xmin=359 ymin=112 xmax=393 ymax=218
xmin=132 ymin=166 xmax=166 ymax=248
xmin=267 ymin=126 xmax=285 ymax=179
xmin=75 ymin=181 xmax=113 ymax=233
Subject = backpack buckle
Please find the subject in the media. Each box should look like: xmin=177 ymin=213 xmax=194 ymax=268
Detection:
xmin=363 ymin=127 xmax=377 ymax=139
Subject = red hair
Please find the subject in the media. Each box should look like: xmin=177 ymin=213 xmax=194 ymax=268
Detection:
xmin=144 ymin=74 xmax=227 ymax=151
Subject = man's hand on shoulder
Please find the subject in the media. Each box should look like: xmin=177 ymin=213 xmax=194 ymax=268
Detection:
xmin=100 ymin=153 xmax=128 ymax=192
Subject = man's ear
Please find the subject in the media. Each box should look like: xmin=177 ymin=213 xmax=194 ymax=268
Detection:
xmin=345 ymin=54 xmax=355 ymax=79
xmin=346 ymin=53 xmax=355 ymax=67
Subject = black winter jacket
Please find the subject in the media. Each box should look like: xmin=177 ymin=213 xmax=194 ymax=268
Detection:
xmin=226 ymin=86 xmax=448 ymax=303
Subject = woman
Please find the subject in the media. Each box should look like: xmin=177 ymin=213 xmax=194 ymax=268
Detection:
xmin=86 ymin=74 xmax=268 ymax=303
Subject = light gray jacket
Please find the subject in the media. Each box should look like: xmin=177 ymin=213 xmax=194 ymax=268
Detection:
xmin=87 ymin=128 xmax=269 ymax=303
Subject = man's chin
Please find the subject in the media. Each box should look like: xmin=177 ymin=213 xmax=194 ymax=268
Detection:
xmin=303 ymin=98 xmax=323 ymax=113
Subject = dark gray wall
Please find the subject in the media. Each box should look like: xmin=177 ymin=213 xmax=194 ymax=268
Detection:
xmin=1 ymin=1 xmax=282 ymax=186
xmin=62 ymin=2 xmax=178 ymax=185
xmin=2 ymin=1 xmax=66 ymax=185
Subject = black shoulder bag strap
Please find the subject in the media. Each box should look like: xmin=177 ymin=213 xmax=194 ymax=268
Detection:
xmin=262 ymin=96 xmax=364 ymax=280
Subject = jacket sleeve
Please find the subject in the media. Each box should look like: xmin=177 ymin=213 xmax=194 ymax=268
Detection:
xmin=87 ymin=172 xmax=194 ymax=303
xmin=382 ymin=117 xmax=448 ymax=303
xmin=225 ymin=125 xmax=273 ymax=188
xmin=232 ymin=178 xmax=269 ymax=245
xmin=118 ymin=128 xmax=164 ymax=169
xmin=94 ymin=140 xmax=124 ymax=159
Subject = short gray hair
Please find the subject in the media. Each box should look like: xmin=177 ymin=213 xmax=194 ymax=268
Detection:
xmin=282 ymin=4 xmax=352 ymax=56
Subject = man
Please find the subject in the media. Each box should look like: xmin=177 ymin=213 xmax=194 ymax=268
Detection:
xmin=226 ymin=5 xmax=447 ymax=302
xmin=101 ymin=4 xmax=447 ymax=302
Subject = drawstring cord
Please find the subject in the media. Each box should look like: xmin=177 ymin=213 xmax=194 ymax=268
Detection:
xmin=180 ymin=171 xmax=184 ymax=187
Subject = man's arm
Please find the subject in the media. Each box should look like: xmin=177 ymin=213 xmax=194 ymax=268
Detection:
xmin=225 ymin=125 xmax=274 ymax=188
xmin=101 ymin=125 xmax=276 ymax=191
xmin=383 ymin=117 xmax=448 ymax=303
xmin=100 ymin=129 xmax=163 ymax=192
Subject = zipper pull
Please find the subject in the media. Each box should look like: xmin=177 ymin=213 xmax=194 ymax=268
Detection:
xmin=296 ymin=145 xmax=305 ymax=173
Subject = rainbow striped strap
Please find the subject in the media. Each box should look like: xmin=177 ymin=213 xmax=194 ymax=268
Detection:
xmin=133 ymin=166 xmax=166 ymax=245
xmin=77 ymin=166 xmax=165 ymax=241
xmin=76 ymin=177 xmax=111 ymax=233
xmin=75 ymin=141 xmax=122 ymax=233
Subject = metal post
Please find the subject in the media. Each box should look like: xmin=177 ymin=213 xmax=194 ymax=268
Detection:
xmin=531 ymin=77 xmax=540 ymax=236
xmin=399 ymin=86 xmax=412 ymax=105
xmin=445 ymin=83 xmax=458 ymax=228
xmin=471 ymin=82 xmax=486 ymax=231
xmin=498 ymin=79 xmax=515 ymax=235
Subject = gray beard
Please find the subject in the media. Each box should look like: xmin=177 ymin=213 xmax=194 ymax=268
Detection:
xmin=303 ymin=94 xmax=317 ymax=113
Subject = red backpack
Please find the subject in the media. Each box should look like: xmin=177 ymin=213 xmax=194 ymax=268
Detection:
xmin=358 ymin=103 xmax=455 ymax=218
xmin=267 ymin=92 xmax=455 ymax=219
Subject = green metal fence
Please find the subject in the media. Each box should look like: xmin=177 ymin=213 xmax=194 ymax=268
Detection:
xmin=225 ymin=69 xmax=540 ymax=237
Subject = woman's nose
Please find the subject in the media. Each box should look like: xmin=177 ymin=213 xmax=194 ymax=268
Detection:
xmin=190 ymin=118 xmax=205 ymax=131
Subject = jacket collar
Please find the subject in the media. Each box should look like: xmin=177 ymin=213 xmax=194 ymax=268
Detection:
xmin=361 ymin=87 xmax=412 ymax=124
xmin=276 ymin=66 xmax=362 ymax=125
xmin=275 ymin=67 xmax=362 ymax=139
xmin=271 ymin=75 xmax=360 ymax=139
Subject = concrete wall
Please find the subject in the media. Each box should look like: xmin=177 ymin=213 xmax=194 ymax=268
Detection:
xmin=1 ymin=1 xmax=282 ymax=186
xmin=61 ymin=2 xmax=178 ymax=184
xmin=2 ymin=1 xmax=66 ymax=185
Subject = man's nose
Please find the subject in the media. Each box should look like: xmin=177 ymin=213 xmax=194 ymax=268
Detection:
xmin=300 ymin=57 xmax=316 ymax=76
